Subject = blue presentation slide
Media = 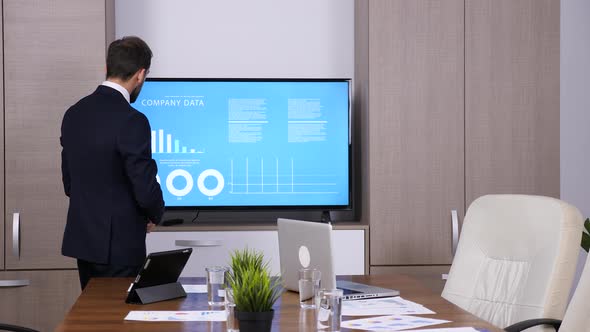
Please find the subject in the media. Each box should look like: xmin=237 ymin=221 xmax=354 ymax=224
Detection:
xmin=134 ymin=80 xmax=350 ymax=207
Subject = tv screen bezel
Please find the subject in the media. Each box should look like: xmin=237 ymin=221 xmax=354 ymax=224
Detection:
xmin=139 ymin=77 xmax=353 ymax=212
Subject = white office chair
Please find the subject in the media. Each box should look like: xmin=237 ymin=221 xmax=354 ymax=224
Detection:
xmin=505 ymin=250 xmax=590 ymax=332
xmin=441 ymin=195 xmax=583 ymax=330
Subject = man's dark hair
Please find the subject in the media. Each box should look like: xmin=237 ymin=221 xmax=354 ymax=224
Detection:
xmin=106 ymin=36 xmax=152 ymax=80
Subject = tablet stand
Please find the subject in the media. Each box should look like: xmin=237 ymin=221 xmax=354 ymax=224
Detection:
xmin=126 ymin=281 xmax=186 ymax=304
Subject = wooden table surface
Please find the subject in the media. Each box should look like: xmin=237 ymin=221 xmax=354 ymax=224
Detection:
xmin=55 ymin=274 xmax=502 ymax=331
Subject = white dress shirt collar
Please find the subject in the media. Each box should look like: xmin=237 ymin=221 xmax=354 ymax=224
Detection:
xmin=101 ymin=81 xmax=131 ymax=104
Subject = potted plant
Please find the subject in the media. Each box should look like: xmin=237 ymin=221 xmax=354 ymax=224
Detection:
xmin=227 ymin=248 xmax=282 ymax=332
xmin=582 ymin=218 xmax=590 ymax=252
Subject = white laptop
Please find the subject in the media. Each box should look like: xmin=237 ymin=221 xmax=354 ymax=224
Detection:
xmin=277 ymin=218 xmax=399 ymax=300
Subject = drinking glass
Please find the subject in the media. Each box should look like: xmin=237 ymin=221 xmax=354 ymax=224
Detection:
xmin=317 ymin=289 xmax=343 ymax=331
xmin=298 ymin=268 xmax=321 ymax=309
xmin=205 ymin=266 xmax=227 ymax=306
xmin=225 ymin=288 xmax=239 ymax=332
xmin=299 ymin=306 xmax=317 ymax=332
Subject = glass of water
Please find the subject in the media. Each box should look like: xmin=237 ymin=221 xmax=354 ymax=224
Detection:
xmin=225 ymin=287 xmax=239 ymax=332
xmin=298 ymin=268 xmax=321 ymax=309
xmin=317 ymin=288 xmax=343 ymax=331
xmin=205 ymin=266 xmax=227 ymax=306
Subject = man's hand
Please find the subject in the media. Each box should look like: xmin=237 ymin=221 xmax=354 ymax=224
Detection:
xmin=146 ymin=221 xmax=156 ymax=233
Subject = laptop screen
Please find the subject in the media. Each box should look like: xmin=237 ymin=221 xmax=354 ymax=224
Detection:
xmin=277 ymin=218 xmax=338 ymax=291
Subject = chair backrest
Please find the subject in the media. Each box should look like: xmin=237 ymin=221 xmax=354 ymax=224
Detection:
xmin=560 ymin=251 xmax=590 ymax=332
xmin=441 ymin=194 xmax=583 ymax=329
xmin=0 ymin=323 xmax=40 ymax=332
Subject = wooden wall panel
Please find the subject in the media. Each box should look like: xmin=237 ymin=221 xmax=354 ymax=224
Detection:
xmin=465 ymin=0 xmax=560 ymax=204
xmin=368 ymin=0 xmax=465 ymax=265
xmin=355 ymin=0 xmax=369 ymax=224
xmin=0 ymin=270 xmax=80 ymax=332
xmin=0 ymin=2 xmax=4 ymax=269
xmin=3 ymin=0 xmax=106 ymax=269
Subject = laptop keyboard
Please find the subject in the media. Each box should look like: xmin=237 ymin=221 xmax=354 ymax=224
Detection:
xmin=339 ymin=287 xmax=362 ymax=295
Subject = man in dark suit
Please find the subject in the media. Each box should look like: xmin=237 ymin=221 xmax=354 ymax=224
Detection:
xmin=60 ymin=36 xmax=165 ymax=290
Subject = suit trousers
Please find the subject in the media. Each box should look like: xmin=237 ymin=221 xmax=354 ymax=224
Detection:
xmin=77 ymin=259 xmax=140 ymax=290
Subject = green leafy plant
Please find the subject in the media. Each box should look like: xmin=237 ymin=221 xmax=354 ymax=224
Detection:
xmin=227 ymin=248 xmax=282 ymax=312
xmin=582 ymin=218 xmax=590 ymax=252
xmin=227 ymin=248 xmax=266 ymax=287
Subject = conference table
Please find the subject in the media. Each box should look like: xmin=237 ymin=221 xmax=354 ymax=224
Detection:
xmin=55 ymin=274 xmax=502 ymax=331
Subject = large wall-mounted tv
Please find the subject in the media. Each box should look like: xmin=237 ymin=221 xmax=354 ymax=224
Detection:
xmin=134 ymin=78 xmax=351 ymax=210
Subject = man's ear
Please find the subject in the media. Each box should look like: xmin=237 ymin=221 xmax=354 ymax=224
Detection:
xmin=137 ymin=68 xmax=147 ymax=82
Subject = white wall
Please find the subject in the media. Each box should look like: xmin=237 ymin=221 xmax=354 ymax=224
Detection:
xmin=115 ymin=0 xmax=357 ymax=223
xmin=561 ymin=0 xmax=590 ymax=297
xmin=115 ymin=0 xmax=354 ymax=78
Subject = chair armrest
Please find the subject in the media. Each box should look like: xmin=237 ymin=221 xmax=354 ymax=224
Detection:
xmin=504 ymin=318 xmax=562 ymax=332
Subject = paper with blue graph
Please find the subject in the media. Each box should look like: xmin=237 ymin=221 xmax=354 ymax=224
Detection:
xmin=124 ymin=310 xmax=226 ymax=322
xmin=341 ymin=315 xmax=450 ymax=331
xmin=342 ymin=297 xmax=435 ymax=316
xmin=408 ymin=328 xmax=479 ymax=332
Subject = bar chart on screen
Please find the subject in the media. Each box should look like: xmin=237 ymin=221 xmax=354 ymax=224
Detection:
xmin=151 ymin=129 xmax=204 ymax=154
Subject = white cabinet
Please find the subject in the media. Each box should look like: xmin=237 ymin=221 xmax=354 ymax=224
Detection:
xmin=146 ymin=229 xmax=365 ymax=277
xmin=333 ymin=230 xmax=365 ymax=275
xmin=146 ymin=231 xmax=280 ymax=277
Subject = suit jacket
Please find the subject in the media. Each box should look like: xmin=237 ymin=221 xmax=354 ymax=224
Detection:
xmin=60 ymin=85 xmax=164 ymax=266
